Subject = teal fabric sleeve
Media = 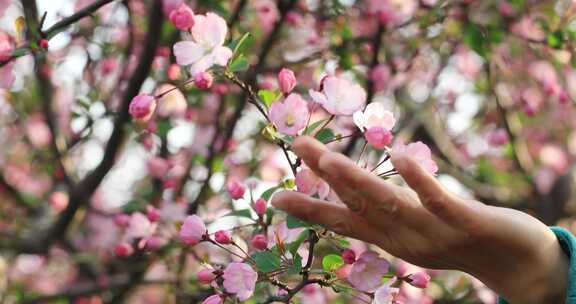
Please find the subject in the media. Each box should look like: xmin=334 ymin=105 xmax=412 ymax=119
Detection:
xmin=498 ymin=226 xmax=576 ymax=304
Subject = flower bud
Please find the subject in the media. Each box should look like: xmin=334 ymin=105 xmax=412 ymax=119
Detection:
xmin=226 ymin=181 xmax=246 ymax=200
xmin=487 ymin=129 xmax=509 ymax=147
xmin=179 ymin=215 xmax=207 ymax=246
xmin=278 ymin=68 xmax=296 ymax=94
xmin=129 ymin=94 xmax=157 ymax=121
xmin=146 ymin=206 xmax=161 ymax=222
xmin=341 ymin=249 xmax=356 ymax=264
xmin=194 ymin=72 xmax=213 ymax=89
xmin=169 ymin=4 xmax=195 ymax=30
xmin=39 ymin=39 xmax=49 ymax=50
xmin=254 ymin=198 xmax=267 ymax=216
xmin=114 ymin=213 xmax=131 ymax=227
xmin=114 ymin=242 xmax=134 ymax=257
xmin=405 ymin=271 xmax=431 ymax=288
xmin=215 ymin=230 xmax=232 ymax=244
xmin=365 ymin=127 xmax=393 ymax=149
xmin=251 ymin=234 xmax=267 ymax=250
xmin=197 ymin=268 xmax=217 ymax=284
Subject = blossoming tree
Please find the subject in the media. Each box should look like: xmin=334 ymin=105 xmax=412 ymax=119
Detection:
xmin=0 ymin=0 xmax=575 ymax=303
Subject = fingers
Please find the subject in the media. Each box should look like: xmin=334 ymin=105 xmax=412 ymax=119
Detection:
xmin=271 ymin=191 xmax=383 ymax=245
xmin=292 ymin=136 xmax=328 ymax=171
xmin=390 ymin=153 xmax=479 ymax=230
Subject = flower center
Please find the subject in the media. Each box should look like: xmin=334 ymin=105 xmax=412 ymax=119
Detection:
xmin=285 ymin=113 xmax=295 ymax=127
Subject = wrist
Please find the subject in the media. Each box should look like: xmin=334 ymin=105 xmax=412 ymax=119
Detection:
xmin=493 ymin=229 xmax=568 ymax=303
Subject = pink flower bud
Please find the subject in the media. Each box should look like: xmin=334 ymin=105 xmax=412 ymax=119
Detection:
xmin=365 ymin=127 xmax=393 ymax=149
xmin=278 ymin=68 xmax=296 ymax=94
xmin=254 ymin=198 xmax=267 ymax=216
xmin=197 ymin=268 xmax=217 ymax=284
xmin=48 ymin=191 xmax=69 ymax=212
xmin=215 ymin=230 xmax=232 ymax=244
xmin=39 ymin=39 xmax=49 ymax=50
xmin=194 ymin=72 xmax=213 ymax=89
xmin=146 ymin=206 xmax=161 ymax=222
xmin=169 ymin=4 xmax=195 ymax=30
xmin=405 ymin=271 xmax=431 ymax=288
xmin=487 ymin=129 xmax=509 ymax=147
xmin=167 ymin=63 xmax=181 ymax=81
xmin=559 ymin=90 xmax=571 ymax=104
xmin=341 ymin=249 xmax=356 ymax=264
xmin=144 ymin=236 xmax=166 ymax=250
xmin=226 ymin=181 xmax=246 ymax=200
xmin=114 ymin=242 xmax=134 ymax=257
xmin=179 ymin=215 xmax=207 ymax=246
xmin=129 ymin=94 xmax=157 ymax=121
xmin=251 ymin=234 xmax=267 ymax=250
xmin=114 ymin=213 xmax=131 ymax=227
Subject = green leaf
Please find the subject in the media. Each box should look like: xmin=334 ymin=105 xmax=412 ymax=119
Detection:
xmin=304 ymin=119 xmax=328 ymax=135
xmin=463 ymin=23 xmax=488 ymax=57
xmin=230 ymin=32 xmax=253 ymax=58
xmin=258 ymin=89 xmax=282 ymax=108
xmin=286 ymin=230 xmax=308 ymax=256
xmin=287 ymin=254 xmax=303 ymax=275
xmin=253 ymin=251 xmax=281 ymax=272
xmin=315 ymin=128 xmax=336 ymax=143
xmin=322 ymin=254 xmax=344 ymax=272
xmin=261 ymin=186 xmax=281 ymax=201
xmin=222 ymin=208 xmax=253 ymax=219
xmin=287 ymin=214 xmax=310 ymax=229
xmin=229 ymin=54 xmax=249 ymax=72
xmin=156 ymin=119 xmax=172 ymax=138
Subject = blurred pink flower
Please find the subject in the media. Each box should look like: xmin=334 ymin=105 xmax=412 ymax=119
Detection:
xmin=295 ymin=168 xmax=329 ymax=199
xmin=341 ymin=249 xmax=356 ymax=264
xmin=373 ymin=277 xmax=399 ymax=304
xmin=25 ymin=114 xmax=52 ymax=148
xmin=392 ymin=141 xmax=438 ymax=175
xmin=48 ymin=191 xmax=69 ymax=212
xmin=348 ymin=251 xmax=389 ymax=292
xmin=487 ymin=129 xmax=509 ymax=147
xmin=179 ymin=215 xmax=207 ymax=245
xmin=215 ymin=230 xmax=232 ymax=244
xmin=125 ymin=212 xmax=155 ymax=240
xmin=173 ymin=12 xmax=232 ymax=75
xmin=405 ymin=271 xmax=431 ymax=288
xmin=155 ymin=84 xmax=187 ymax=117
xmin=194 ymin=71 xmax=214 ymax=89
xmin=370 ymin=64 xmax=391 ymax=92
xmin=254 ymin=0 xmax=279 ymax=33
xmin=251 ymin=234 xmax=268 ymax=250
xmin=511 ymin=17 xmax=546 ymax=41
xmin=197 ymin=268 xmax=218 ymax=284
xmin=227 ymin=180 xmax=246 ymax=200
xmin=309 ymin=76 xmax=366 ymax=116
xmin=269 ymin=93 xmax=309 ymax=135
xmin=114 ymin=242 xmax=134 ymax=257
xmin=162 ymin=0 xmax=183 ymax=16
xmin=223 ymin=262 xmax=258 ymax=300
xmin=147 ymin=156 xmax=171 ymax=178
xmin=254 ymin=198 xmax=267 ymax=216
xmin=202 ymin=294 xmax=223 ymax=304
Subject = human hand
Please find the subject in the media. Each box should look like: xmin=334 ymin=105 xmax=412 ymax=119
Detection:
xmin=272 ymin=136 xmax=568 ymax=303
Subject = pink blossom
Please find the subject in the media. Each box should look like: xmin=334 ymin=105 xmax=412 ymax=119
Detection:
xmin=0 ymin=61 xmax=14 ymax=89
xmin=365 ymin=127 xmax=393 ymax=149
xmin=251 ymin=234 xmax=268 ymax=250
xmin=353 ymin=103 xmax=396 ymax=132
xmin=223 ymin=262 xmax=258 ymax=301
xmin=125 ymin=212 xmax=155 ymax=240
xmin=146 ymin=156 xmax=171 ymax=178
xmin=169 ymin=4 xmax=195 ymax=30
xmin=487 ymin=129 xmax=509 ymax=146
xmin=0 ymin=31 xmax=13 ymax=62
xmin=278 ymin=68 xmax=297 ymax=94
xmin=269 ymin=93 xmax=309 ymax=135
xmin=197 ymin=268 xmax=217 ymax=284
xmin=179 ymin=215 xmax=207 ymax=245
xmin=341 ymin=249 xmax=356 ymax=264
xmin=155 ymin=84 xmax=187 ymax=117
xmin=114 ymin=213 xmax=130 ymax=227
xmin=254 ymin=198 xmax=267 ymax=216
xmin=215 ymin=230 xmax=232 ymax=244
xmin=144 ymin=235 xmax=167 ymax=250
xmin=309 ymin=76 xmax=366 ymax=116
xmin=173 ymin=12 xmax=233 ymax=74
xmin=48 ymin=191 xmax=69 ymax=212
xmin=129 ymin=94 xmax=157 ymax=121
xmin=295 ymin=168 xmax=329 ymax=199
xmin=348 ymin=251 xmax=389 ymax=292
xmin=373 ymin=278 xmax=399 ymax=304
xmin=25 ymin=115 xmax=52 ymax=148
xmin=511 ymin=17 xmax=546 ymax=42
xmin=194 ymin=71 xmax=214 ymax=89
xmin=114 ymin=243 xmax=134 ymax=257
xmin=392 ymin=141 xmax=438 ymax=175
xmin=39 ymin=39 xmax=49 ymax=50
xmin=162 ymin=0 xmax=183 ymax=16
xmin=100 ymin=57 xmax=117 ymax=75
xmin=146 ymin=206 xmax=161 ymax=222
xmin=540 ymin=145 xmax=569 ymax=174
xmin=405 ymin=271 xmax=431 ymax=288
xmin=202 ymin=294 xmax=223 ymax=304
xmin=254 ymin=0 xmax=279 ymax=33
xmin=370 ymin=64 xmax=391 ymax=92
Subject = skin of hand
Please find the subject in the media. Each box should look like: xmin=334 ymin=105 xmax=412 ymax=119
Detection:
xmin=272 ymin=136 xmax=569 ymax=304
